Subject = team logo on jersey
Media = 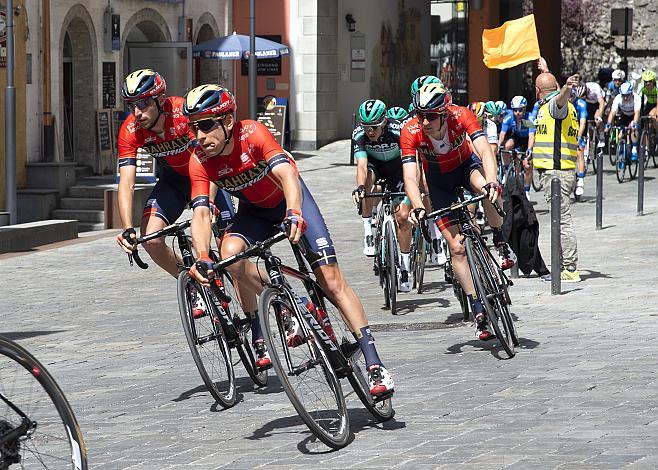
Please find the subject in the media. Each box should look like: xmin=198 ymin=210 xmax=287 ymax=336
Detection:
xmin=406 ymin=122 xmax=422 ymax=134
xmin=142 ymin=136 xmax=192 ymax=158
xmin=127 ymin=123 xmax=137 ymax=133
xmin=144 ymin=135 xmax=157 ymax=143
xmin=214 ymin=159 xmax=269 ymax=191
xmin=215 ymin=165 xmax=233 ymax=177
xmin=240 ymin=123 xmax=257 ymax=140
xmin=240 ymin=152 xmax=251 ymax=164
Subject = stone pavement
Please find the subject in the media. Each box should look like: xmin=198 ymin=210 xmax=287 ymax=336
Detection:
xmin=1 ymin=141 xmax=657 ymax=469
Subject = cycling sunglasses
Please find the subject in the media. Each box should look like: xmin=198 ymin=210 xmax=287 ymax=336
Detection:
xmin=363 ymin=120 xmax=386 ymax=132
xmin=128 ymin=98 xmax=152 ymax=111
xmin=417 ymin=111 xmax=443 ymax=122
xmin=189 ymin=117 xmax=223 ymax=133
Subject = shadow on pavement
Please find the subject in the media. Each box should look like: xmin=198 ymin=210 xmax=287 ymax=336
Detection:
xmin=445 ymin=336 xmax=539 ymax=358
xmin=0 ymin=331 xmax=67 ymax=341
xmin=579 ymin=269 xmax=612 ymax=281
xmin=393 ymin=296 xmax=450 ymax=315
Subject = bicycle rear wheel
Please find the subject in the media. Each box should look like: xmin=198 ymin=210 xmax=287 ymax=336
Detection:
xmin=0 ymin=336 xmax=87 ymax=469
xmin=413 ymin=227 xmax=427 ymax=294
xmin=465 ymin=238 xmax=516 ymax=358
xmin=386 ymin=222 xmax=398 ymax=315
xmin=218 ymin=271 xmax=268 ymax=387
xmin=616 ymin=141 xmax=627 ymax=183
xmin=177 ymin=272 xmax=236 ymax=408
xmin=259 ymin=287 xmax=349 ymax=449
xmin=609 ymin=132 xmax=617 ymax=166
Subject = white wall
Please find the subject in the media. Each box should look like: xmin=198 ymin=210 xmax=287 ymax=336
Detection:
xmin=25 ymin=0 xmax=42 ymax=163
xmin=336 ymin=0 xmax=430 ymax=138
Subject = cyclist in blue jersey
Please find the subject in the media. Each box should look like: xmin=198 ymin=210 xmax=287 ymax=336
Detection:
xmin=571 ymin=85 xmax=589 ymax=197
xmin=499 ymin=96 xmax=533 ymax=194
xmin=606 ymin=69 xmax=625 ymax=105
xmin=352 ymin=99 xmax=413 ymax=292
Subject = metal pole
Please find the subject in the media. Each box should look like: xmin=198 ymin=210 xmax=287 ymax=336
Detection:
xmin=623 ymin=7 xmax=629 ymax=74
xmin=550 ymin=177 xmax=561 ymax=295
xmin=596 ymin=149 xmax=603 ymax=229
xmin=638 ymin=136 xmax=644 ymax=216
xmin=5 ymin=0 xmax=17 ymax=224
xmin=248 ymin=0 xmax=257 ymax=120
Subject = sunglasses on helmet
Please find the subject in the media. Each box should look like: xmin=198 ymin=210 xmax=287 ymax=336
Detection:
xmin=417 ymin=111 xmax=442 ymax=122
xmin=128 ymin=98 xmax=153 ymax=111
xmin=189 ymin=116 xmax=224 ymax=133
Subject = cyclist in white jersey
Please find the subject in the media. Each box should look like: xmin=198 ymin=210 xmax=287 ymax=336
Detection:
xmin=606 ymin=82 xmax=641 ymax=159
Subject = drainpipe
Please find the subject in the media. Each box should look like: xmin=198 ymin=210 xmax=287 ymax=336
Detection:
xmin=41 ymin=0 xmax=55 ymax=161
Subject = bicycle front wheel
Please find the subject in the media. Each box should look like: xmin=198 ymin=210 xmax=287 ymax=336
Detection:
xmin=177 ymin=272 xmax=236 ymax=408
xmin=616 ymin=141 xmax=626 ymax=183
xmin=609 ymin=132 xmax=617 ymax=165
xmin=0 ymin=336 xmax=87 ymax=469
xmin=465 ymin=239 xmax=516 ymax=358
xmin=259 ymin=287 xmax=349 ymax=449
xmin=414 ymin=227 xmax=427 ymax=294
xmin=386 ymin=222 xmax=398 ymax=315
xmin=531 ymin=168 xmax=543 ymax=192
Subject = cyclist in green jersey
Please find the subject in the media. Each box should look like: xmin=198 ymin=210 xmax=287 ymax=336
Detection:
xmin=640 ymin=70 xmax=657 ymax=131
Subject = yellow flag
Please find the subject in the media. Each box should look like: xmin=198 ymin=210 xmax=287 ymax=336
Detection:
xmin=482 ymin=14 xmax=541 ymax=69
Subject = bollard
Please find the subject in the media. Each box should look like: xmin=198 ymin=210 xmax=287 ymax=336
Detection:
xmin=596 ymin=147 xmax=603 ymax=229
xmin=551 ymin=177 xmax=561 ymax=295
xmin=638 ymin=144 xmax=645 ymax=216
xmin=349 ymin=113 xmax=356 ymax=166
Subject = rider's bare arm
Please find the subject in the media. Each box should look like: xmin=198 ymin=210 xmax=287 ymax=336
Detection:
xmin=118 ymin=165 xmax=137 ymax=229
xmin=472 ymin=135 xmax=497 ymax=184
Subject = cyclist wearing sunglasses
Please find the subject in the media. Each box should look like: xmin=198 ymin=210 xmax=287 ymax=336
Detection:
xmin=639 ymin=70 xmax=657 ymax=131
xmin=606 ymin=82 xmax=641 ymax=159
xmin=351 ymin=99 xmax=414 ymax=292
xmin=184 ymin=85 xmax=395 ymax=397
xmin=116 ymin=69 xmax=235 ymax=289
xmin=401 ymin=83 xmax=516 ymax=342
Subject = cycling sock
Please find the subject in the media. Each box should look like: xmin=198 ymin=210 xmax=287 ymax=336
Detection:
xmin=467 ymin=294 xmax=485 ymax=317
xmin=249 ymin=311 xmax=263 ymax=344
xmin=524 ymin=185 xmax=530 ymax=192
xmin=400 ymin=252 xmax=410 ymax=272
xmin=577 ymin=172 xmax=586 ymax=179
xmin=492 ymin=228 xmax=505 ymax=246
xmin=362 ymin=217 xmax=373 ymax=237
xmin=355 ymin=326 xmax=382 ymax=368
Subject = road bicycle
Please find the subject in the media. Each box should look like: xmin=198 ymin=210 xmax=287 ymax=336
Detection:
xmin=209 ymin=227 xmax=394 ymax=448
xmin=421 ymin=190 xmax=518 ymax=358
xmin=0 ymin=335 xmax=87 ymax=469
xmin=639 ymin=116 xmax=657 ymax=169
xmin=128 ymin=220 xmax=267 ymax=409
xmin=613 ymin=126 xmax=639 ymax=183
xmin=359 ymin=181 xmax=407 ymax=315
xmin=409 ymin=224 xmax=429 ymax=294
xmin=583 ymin=120 xmax=600 ymax=175
xmin=608 ymin=120 xmax=622 ymax=166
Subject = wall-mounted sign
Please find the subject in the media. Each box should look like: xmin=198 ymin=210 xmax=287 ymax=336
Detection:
xmin=351 ymin=49 xmax=365 ymax=60
xmin=257 ymin=96 xmax=287 ymax=146
xmin=102 ymin=62 xmax=116 ymax=109
xmin=0 ymin=9 xmax=7 ymax=68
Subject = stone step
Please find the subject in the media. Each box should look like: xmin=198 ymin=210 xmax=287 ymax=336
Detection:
xmin=52 ymin=209 xmax=104 ymax=223
xmin=67 ymin=185 xmax=113 ymax=198
xmin=0 ymin=212 xmax=10 ymax=227
xmin=0 ymin=219 xmax=78 ymax=253
xmin=78 ymin=222 xmax=107 ymax=232
xmin=75 ymin=165 xmax=94 ymax=180
xmin=77 ymin=175 xmax=117 ymax=185
xmin=59 ymin=197 xmax=105 ymax=211
xmin=16 ymin=188 xmax=60 ymax=223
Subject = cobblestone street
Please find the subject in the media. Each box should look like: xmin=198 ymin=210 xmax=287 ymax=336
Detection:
xmin=2 ymin=141 xmax=658 ymax=469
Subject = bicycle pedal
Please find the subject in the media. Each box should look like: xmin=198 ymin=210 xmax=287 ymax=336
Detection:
xmin=257 ymin=363 xmax=273 ymax=372
xmin=372 ymin=390 xmax=394 ymax=402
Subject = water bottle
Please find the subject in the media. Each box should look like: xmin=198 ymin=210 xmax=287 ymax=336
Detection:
xmin=303 ymin=297 xmax=337 ymax=343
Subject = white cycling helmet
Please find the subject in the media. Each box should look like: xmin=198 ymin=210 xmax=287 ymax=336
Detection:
xmin=510 ymin=96 xmax=527 ymax=109
xmin=612 ymin=69 xmax=626 ymax=80
xmin=620 ymin=82 xmax=633 ymax=95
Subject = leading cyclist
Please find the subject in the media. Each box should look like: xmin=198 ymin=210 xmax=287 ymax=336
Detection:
xmin=401 ymin=83 xmax=516 ymax=341
xmin=184 ymin=84 xmax=394 ymax=396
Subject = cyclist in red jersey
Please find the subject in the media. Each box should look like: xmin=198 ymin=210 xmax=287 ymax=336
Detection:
xmin=183 ymin=84 xmax=394 ymax=396
xmin=401 ymin=83 xmax=516 ymax=341
xmin=115 ymin=69 xmax=234 ymax=285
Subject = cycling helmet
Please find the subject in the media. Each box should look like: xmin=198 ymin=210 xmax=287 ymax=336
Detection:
xmin=468 ymin=101 xmax=485 ymax=119
xmin=611 ymin=69 xmax=625 ymax=80
xmin=510 ymin=95 xmax=527 ymax=109
xmin=121 ymin=69 xmax=166 ymax=101
xmin=387 ymin=106 xmax=409 ymax=120
xmin=183 ymin=84 xmax=237 ymax=117
xmin=642 ymin=70 xmax=656 ymax=82
xmin=574 ymin=84 xmax=587 ymax=98
xmin=620 ymin=82 xmax=633 ymax=95
xmin=408 ymin=103 xmax=415 ymax=113
xmin=412 ymin=83 xmax=452 ymax=113
xmin=358 ymin=99 xmax=387 ymax=125
xmin=484 ymin=100 xmax=504 ymax=116
xmin=410 ymin=75 xmax=443 ymax=98
xmin=496 ymin=100 xmax=508 ymax=114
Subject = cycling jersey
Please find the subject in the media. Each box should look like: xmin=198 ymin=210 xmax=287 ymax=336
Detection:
xmin=117 ymin=96 xmax=233 ymax=225
xmin=483 ymin=118 xmax=498 ymax=144
xmin=528 ymin=101 xmax=541 ymax=133
xmin=584 ymin=82 xmax=604 ymax=105
xmin=501 ymin=112 xmax=532 ymax=138
xmin=606 ymin=81 xmax=621 ymax=100
xmin=639 ymin=85 xmax=657 ymax=113
xmin=189 ymin=120 xmax=337 ymax=268
xmin=611 ymin=93 xmax=641 ymax=116
xmin=572 ymin=98 xmax=588 ymax=121
xmin=117 ymin=96 xmax=194 ymax=176
xmin=400 ymin=105 xmax=484 ymax=173
xmin=352 ymin=121 xmax=401 ymax=162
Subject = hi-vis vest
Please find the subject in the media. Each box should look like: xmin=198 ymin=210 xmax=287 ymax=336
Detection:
xmin=532 ymin=100 xmax=578 ymax=170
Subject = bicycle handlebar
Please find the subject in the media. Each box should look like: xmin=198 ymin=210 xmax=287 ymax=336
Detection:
xmin=127 ymin=219 xmax=192 ymax=270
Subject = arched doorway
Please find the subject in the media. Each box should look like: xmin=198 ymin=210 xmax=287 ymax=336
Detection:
xmin=61 ymin=17 xmax=95 ymax=169
xmin=195 ymin=24 xmax=223 ymax=86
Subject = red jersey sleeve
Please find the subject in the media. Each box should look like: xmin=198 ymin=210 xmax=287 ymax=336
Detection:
xmin=189 ymin=151 xmax=212 ymax=208
xmin=117 ymin=118 xmax=140 ymax=166
xmin=400 ymin=117 xmax=421 ymax=163
xmin=455 ymin=107 xmax=484 ymax=140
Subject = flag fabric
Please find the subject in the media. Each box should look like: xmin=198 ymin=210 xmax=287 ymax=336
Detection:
xmin=482 ymin=14 xmax=541 ymax=70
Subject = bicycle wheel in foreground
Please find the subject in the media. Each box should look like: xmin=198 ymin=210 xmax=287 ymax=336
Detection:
xmin=616 ymin=142 xmax=627 ymax=183
xmin=386 ymin=222 xmax=398 ymax=315
xmin=310 ymin=286 xmax=394 ymax=422
xmin=177 ymin=272 xmax=236 ymax=408
xmin=219 ymin=272 xmax=268 ymax=387
xmin=259 ymin=287 xmax=349 ymax=449
xmin=465 ymin=239 xmax=517 ymax=358
xmin=0 ymin=336 xmax=87 ymax=469
xmin=531 ymin=168 xmax=543 ymax=192
xmin=412 ymin=227 xmax=426 ymax=294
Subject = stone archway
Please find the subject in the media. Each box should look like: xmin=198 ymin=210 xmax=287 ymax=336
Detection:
xmin=195 ymin=23 xmax=223 ymax=86
xmin=59 ymin=5 xmax=97 ymax=171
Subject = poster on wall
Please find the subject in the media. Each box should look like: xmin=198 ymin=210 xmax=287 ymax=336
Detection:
xmin=103 ymin=62 xmax=116 ymax=109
